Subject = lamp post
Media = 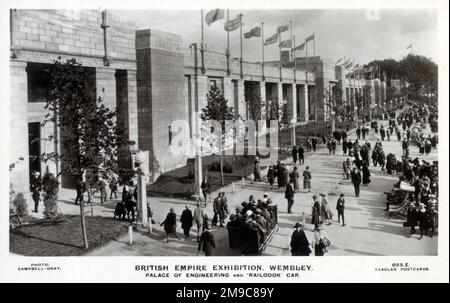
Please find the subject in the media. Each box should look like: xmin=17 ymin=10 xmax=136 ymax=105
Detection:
xmin=134 ymin=150 xmax=149 ymax=230
xmin=354 ymin=106 xmax=358 ymax=127
xmin=330 ymin=111 xmax=336 ymax=135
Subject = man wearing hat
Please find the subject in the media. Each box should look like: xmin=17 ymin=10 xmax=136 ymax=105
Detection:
xmin=290 ymin=223 xmax=311 ymax=256
xmin=406 ymin=202 xmax=417 ymax=235
xmin=336 ymin=194 xmax=346 ymax=226
xmin=285 ymin=180 xmax=295 ymax=214
xmin=198 ymin=224 xmax=215 ymax=256
xmin=351 ymin=166 xmax=362 ymax=197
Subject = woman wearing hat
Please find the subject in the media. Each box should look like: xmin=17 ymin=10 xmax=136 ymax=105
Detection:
xmin=161 ymin=207 xmax=178 ymax=243
xmin=302 ymin=166 xmax=312 ymax=193
xmin=312 ymin=226 xmax=330 ymax=256
xmin=406 ymin=202 xmax=418 ymax=235
xmin=320 ymin=193 xmax=332 ymax=225
xmin=311 ymin=195 xmax=322 ymax=228
xmin=290 ymin=223 xmax=311 ymax=256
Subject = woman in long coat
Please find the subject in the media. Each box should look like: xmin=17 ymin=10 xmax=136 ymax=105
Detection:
xmin=343 ymin=158 xmax=352 ymax=180
xmin=267 ymin=166 xmax=275 ymax=189
xmin=161 ymin=208 xmax=178 ymax=242
xmin=277 ymin=163 xmax=286 ymax=188
xmin=290 ymin=223 xmax=311 ymax=256
xmin=253 ymin=158 xmax=262 ymax=182
xmin=180 ymin=205 xmax=193 ymax=239
xmin=362 ymin=163 xmax=371 ymax=186
xmin=320 ymin=194 xmax=332 ymax=224
xmin=311 ymin=195 xmax=322 ymax=228
xmin=302 ymin=166 xmax=312 ymax=192
xmin=290 ymin=166 xmax=300 ymax=191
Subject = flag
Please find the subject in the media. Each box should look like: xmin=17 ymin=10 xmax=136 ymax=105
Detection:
xmin=406 ymin=44 xmax=412 ymax=49
xmin=294 ymin=42 xmax=305 ymax=51
xmin=279 ymin=40 xmax=292 ymax=48
xmin=244 ymin=26 xmax=261 ymax=38
xmin=336 ymin=56 xmax=345 ymax=64
xmin=277 ymin=24 xmax=289 ymax=33
xmin=224 ymin=16 xmax=241 ymax=32
xmin=342 ymin=58 xmax=351 ymax=66
xmin=205 ymin=9 xmax=224 ymax=25
xmin=264 ymin=33 xmax=278 ymax=46
xmin=305 ymin=33 xmax=314 ymax=42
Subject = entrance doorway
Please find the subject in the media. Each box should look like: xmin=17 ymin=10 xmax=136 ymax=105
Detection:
xmin=28 ymin=122 xmax=41 ymax=190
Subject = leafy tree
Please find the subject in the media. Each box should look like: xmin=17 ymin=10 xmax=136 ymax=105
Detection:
xmin=42 ymin=173 xmax=59 ymax=219
xmin=200 ymin=86 xmax=234 ymax=186
xmin=41 ymin=58 xmax=126 ymax=249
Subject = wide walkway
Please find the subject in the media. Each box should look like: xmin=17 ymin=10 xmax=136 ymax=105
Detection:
xmin=30 ymin=120 xmax=438 ymax=256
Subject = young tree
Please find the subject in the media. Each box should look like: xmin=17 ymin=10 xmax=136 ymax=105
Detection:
xmin=266 ymin=97 xmax=289 ymax=159
xmin=200 ymin=86 xmax=234 ymax=186
xmin=41 ymin=58 xmax=126 ymax=249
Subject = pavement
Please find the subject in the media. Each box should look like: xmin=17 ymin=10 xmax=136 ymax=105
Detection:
xmin=28 ymin=119 xmax=438 ymax=256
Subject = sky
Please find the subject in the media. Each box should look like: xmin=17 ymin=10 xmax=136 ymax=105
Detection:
xmin=113 ymin=9 xmax=438 ymax=65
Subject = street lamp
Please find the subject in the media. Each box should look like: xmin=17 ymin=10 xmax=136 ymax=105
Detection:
xmin=330 ymin=111 xmax=336 ymax=134
xmin=354 ymin=106 xmax=358 ymax=127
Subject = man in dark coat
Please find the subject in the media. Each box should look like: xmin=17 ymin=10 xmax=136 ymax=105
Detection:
xmin=212 ymin=193 xmax=222 ymax=226
xmin=311 ymin=137 xmax=317 ymax=152
xmin=201 ymin=176 xmax=211 ymax=203
xmin=285 ymin=180 xmax=295 ymax=214
xmin=290 ymin=223 xmax=311 ymax=256
xmin=198 ymin=225 xmax=215 ymax=256
xmin=298 ymin=145 xmax=305 ymax=165
xmin=180 ymin=205 xmax=193 ymax=239
xmin=351 ymin=167 xmax=362 ymax=197
xmin=292 ymin=145 xmax=298 ymax=164
xmin=336 ymin=194 xmax=346 ymax=226
xmin=356 ymin=127 xmax=361 ymax=140
xmin=406 ymin=203 xmax=418 ymax=235
xmin=75 ymin=180 xmax=84 ymax=205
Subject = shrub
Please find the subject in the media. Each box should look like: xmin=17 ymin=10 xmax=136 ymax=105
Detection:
xmin=207 ymin=160 xmax=233 ymax=173
xmin=42 ymin=173 xmax=60 ymax=219
xmin=13 ymin=193 xmax=28 ymax=217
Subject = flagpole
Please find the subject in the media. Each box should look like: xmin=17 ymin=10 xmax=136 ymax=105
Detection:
xmin=293 ymin=35 xmax=296 ymax=82
xmin=239 ymin=13 xmax=243 ymax=79
xmin=261 ymin=22 xmax=265 ymax=81
xmin=226 ymin=9 xmax=230 ymax=76
xmin=313 ymin=32 xmax=315 ymax=57
xmin=289 ymin=20 xmax=293 ymax=62
xmin=306 ymin=38 xmax=308 ymax=85
xmin=278 ymin=29 xmax=282 ymax=66
xmin=200 ymin=9 xmax=205 ymax=74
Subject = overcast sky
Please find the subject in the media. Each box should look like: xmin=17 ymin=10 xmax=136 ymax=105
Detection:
xmin=114 ymin=9 xmax=438 ymax=65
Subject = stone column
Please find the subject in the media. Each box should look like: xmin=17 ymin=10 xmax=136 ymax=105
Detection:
xmin=127 ymin=70 xmax=139 ymax=147
xmin=9 ymin=60 xmax=29 ymax=195
xmin=194 ymin=75 xmax=208 ymax=196
xmin=223 ymin=77 xmax=234 ymax=109
xmin=259 ymin=81 xmax=266 ymax=120
xmin=96 ymin=67 xmax=117 ymax=110
xmin=236 ymin=79 xmax=246 ymax=120
xmin=277 ymin=82 xmax=283 ymax=116
xmin=291 ymin=84 xmax=297 ymax=145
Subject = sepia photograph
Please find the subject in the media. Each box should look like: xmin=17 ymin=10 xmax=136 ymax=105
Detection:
xmin=1 ymin=0 xmax=448 ymax=284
